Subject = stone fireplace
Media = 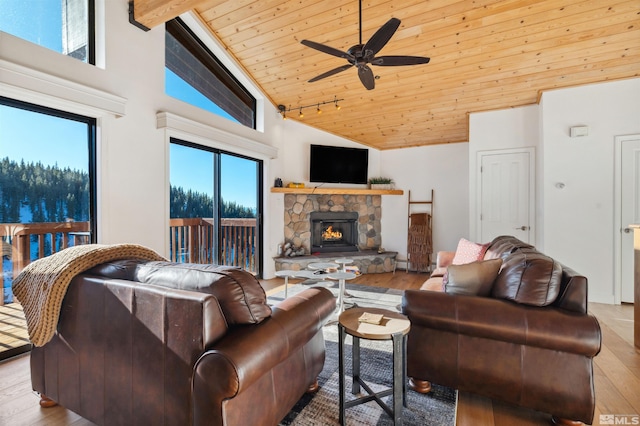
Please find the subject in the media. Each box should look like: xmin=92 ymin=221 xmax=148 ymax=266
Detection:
xmin=310 ymin=211 xmax=359 ymax=253
xmin=283 ymin=193 xmax=382 ymax=254
xmin=277 ymin=192 xmax=396 ymax=274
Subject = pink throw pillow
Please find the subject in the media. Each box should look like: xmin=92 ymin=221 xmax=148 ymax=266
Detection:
xmin=451 ymin=238 xmax=490 ymax=265
xmin=443 ymin=238 xmax=490 ymax=286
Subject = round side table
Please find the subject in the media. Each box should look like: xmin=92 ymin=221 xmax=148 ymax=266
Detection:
xmin=307 ymin=262 xmax=339 ymax=271
xmin=334 ymin=257 xmax=354 ymax=271
xmin=338 ymin=307 xmax=410 ymax=426
xmin=274 ymin=270 xmax=315 ymax=298
xmin=326 ymin=271 xmax=356 ymax=313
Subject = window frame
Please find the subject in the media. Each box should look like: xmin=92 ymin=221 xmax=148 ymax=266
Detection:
xmin=0 ymin=0 xmax=96 ymax=65
xmin=0 ymin=96 xmax=98 ymax=241
xmin=165 ymin=18 xmax=257 ymax=128
xmin=169 ymin=137 xmax=264 ymax=276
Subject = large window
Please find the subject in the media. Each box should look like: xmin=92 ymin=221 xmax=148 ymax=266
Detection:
xmin=165 ymin=18 xmax=256 ymax=128
xmin=169 ymin=139 xmax=262 ymax=275
xmin=0 ymin=96 xmax=96 ymax=359
xmin=0 ymin=0 xmax=95 ymax=64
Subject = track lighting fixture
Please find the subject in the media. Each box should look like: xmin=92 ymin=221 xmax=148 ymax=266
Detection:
xmin=277 ymin=96 xmax=344 ymax=120
xmin=278 ymin=104 xmax=287 ymax=120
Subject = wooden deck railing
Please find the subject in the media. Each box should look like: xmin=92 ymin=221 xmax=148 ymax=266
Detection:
xmin=1 ymin=218 xmax=258 ymax=305
xmin=1 ymin=221 xmax=91 ymax=305
xmin=168 ymin=217 xmax=258 ymax=273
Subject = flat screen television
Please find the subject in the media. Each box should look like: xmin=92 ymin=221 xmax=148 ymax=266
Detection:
xmin=309 ymin=144 xmax=369 ymax=184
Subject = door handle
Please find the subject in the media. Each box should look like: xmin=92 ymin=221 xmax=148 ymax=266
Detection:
xmin=624 ymin=227 xmax=633 ymax=234
xmin=515 ymin=226 xmax=529 ymax=231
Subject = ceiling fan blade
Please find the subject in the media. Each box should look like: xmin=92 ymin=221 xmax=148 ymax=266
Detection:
xmin=358 ymin=65 xmax=375 ymax=90
xmin=371 ymin=55 xmax=431 ymax=66
xmin=363 ymin=18 xmax=401 ymax=58
xmin=308 ymin=64 xmax=354 ymax=82
xmin=301 ymin=40 xmax=353 ymax=60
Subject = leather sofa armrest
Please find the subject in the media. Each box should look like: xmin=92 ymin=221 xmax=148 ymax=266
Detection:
xmin=402 ymin=290 xmax=601 ymax=356
xmin=193 ymin=287 xmax=335 ymax=400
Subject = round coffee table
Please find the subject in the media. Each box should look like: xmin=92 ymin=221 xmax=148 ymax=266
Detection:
xmin=338 ymin=307 xmax=410 ymax=425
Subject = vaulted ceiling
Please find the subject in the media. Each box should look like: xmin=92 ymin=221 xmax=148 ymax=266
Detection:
xmin=132 ymin=0 xmax=640 ymax=150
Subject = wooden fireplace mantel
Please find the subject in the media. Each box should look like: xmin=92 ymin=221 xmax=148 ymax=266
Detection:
xmin=270 ymin=187 xmax=403 ymax=195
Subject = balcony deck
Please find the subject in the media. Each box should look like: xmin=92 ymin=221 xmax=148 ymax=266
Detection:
xmin=0 ymin=303 xmax=29 ymax=360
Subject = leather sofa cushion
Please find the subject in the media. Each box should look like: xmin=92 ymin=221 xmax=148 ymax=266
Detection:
xmin=445 ymin=258 xmax=503 ymax=297
xmin=484 ymin=235 xmax=535 ymax=260
xmin=492 ymin=252 xmax=562 ymax=306
xmin=133 ymin=262 xmax=272 ymax=325
xmin=87 ymin=258 xmax=148 ymax=280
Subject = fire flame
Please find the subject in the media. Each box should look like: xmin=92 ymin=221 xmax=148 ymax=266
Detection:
xmin=322 ymin=226 xmax=343 ymax=240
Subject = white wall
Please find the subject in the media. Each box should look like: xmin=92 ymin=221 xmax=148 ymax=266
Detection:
xmin=541 ymin=79 xmax=640 ymax=304
xmin=469 ymin=78 xmax=640 ymax=304
xmin=379 ymin=144 xmax=469 ymax=263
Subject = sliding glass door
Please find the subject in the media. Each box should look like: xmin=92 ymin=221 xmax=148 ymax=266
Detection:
xmin=169 ymin=139 xmax=262 ymax=275
xmin=0 ymin=97 xmax=96 ymax=359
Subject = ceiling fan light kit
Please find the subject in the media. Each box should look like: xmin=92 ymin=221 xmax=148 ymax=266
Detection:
xmin=301 ymin=0 xmax=430 ymax=90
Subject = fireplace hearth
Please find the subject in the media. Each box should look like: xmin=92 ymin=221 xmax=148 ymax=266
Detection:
xmin=310 ymin=211 xmax=358 ymax=253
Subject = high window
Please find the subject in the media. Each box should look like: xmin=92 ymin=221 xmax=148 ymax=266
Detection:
xmin=0 ymin=96 xmax=96 ymax=359
xmin=0 ymin=0 xmax=95 ymax=64
xmin=165 ymin=18 xmax=256 ymax=128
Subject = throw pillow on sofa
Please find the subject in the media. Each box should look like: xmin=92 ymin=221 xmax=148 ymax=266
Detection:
xmin=492 ymin=252 xmax=562 ymax=306
xmin=451 ymin=238 xmax=490 ymax=264
xmin=443 ymin=238 xmax=491 ymax=287
xmin=445 ymin=258 xmax=503 ymax=297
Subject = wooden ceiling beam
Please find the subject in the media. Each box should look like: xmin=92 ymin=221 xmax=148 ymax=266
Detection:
xmin=131 ymin=0 xmax=207 ymax=29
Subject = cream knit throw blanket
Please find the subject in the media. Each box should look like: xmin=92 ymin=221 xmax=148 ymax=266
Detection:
xmin=12 ymin=244 xmax=166 ymax=347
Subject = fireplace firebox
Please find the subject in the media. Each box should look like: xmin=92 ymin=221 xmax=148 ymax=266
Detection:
xmin=310 ymin=211 xmax=359 ymax=253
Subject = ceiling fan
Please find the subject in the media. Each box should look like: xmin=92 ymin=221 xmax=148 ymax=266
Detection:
xmin=300 ymin=1 xmax=430 ymax=90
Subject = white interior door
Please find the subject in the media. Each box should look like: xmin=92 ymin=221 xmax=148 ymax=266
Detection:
xmin=620 ymin=137 xmax=640 ymax=303
xmin=479 ymin=150 xmax=534 ymax=244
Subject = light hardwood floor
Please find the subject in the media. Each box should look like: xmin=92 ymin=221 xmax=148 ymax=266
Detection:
xmin=0 ymin=272 xmax=637 ymax=425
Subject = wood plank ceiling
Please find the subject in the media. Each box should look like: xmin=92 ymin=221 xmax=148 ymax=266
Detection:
xmin=134 ymin=0 xmax=640 ymax=150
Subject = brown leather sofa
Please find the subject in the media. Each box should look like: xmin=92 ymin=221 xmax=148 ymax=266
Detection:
xmin=30 ymin=259 xmax=336 ymax=425
xmin=401 ymin=236 xmax=602 ymax=424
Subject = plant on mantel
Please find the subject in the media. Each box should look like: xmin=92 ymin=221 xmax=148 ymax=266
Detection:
xmin=368 ymin=177 xmax=394 ymax=190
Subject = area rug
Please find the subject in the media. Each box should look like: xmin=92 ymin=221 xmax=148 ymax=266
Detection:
xmin=268 ymin=283 xmax=457 ymax=426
